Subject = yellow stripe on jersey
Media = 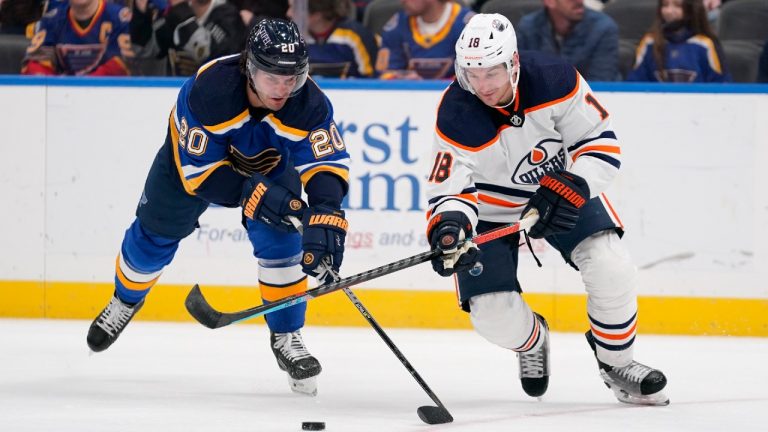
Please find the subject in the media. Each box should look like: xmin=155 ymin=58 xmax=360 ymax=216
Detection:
xmin=204 ymin=108 xmax=250 ymax=134
xmin=634 ymin=35 xmax=653 ymax=67
xmin=328 ymin=28 xmax=374 ymax=76
xmin=263 ymin=114 xmax=309 ymax=141
xmin=410 ymin=2 xmax=460 ymax=49
xmin=689 ymin=35 xmax=723 ymax=74
xmin=299 ymin=165 xmax=350 ymax=185
xmin=260 ymin=278 xmax=308 ymax=302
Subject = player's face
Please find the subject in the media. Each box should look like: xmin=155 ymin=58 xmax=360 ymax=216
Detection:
xmin=465 ymin=64 xmax=514 ymax=107
xmin=660 ymin=0 xmax=684 ymax=23
xmin=251 ymin=70 xmax=298 ymax=111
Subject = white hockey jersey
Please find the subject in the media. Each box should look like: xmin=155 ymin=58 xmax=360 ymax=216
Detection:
xmin=426 ymin=51 xmax=621 ymax=231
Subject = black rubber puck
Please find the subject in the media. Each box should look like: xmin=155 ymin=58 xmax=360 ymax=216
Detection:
xmin=302 ymin=422 xmax=325 ymax=431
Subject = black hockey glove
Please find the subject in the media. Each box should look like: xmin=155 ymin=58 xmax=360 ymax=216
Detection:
xmin=523 ymin=170 xmax=590 ymax=239
xmin=301 ymin=205 xmax=348 ymax=284
xmin=240 ymin=173 xmax=307 ymax=233
xmin=427 ymin=211 xmax=481 ymax=277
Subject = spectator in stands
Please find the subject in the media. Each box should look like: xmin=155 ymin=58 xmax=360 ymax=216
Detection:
xmin=131 ymin=0 xmax=246 ymax=76
xmin=287 ymin=0 xmax=377 ymax=78
xmin=0 ymin=0 xmax=45 ymax=35
xmin=22 ymin=0 xmax=132 ymax=75
xmin=516 ymin=0 xmax=619 ymax=81
xmin=627 ymin=0 xmax=730 ymax=83
xmin=234 ymin=0 xmax=288 ymax=30
xmin=758 ymin=39 xmax=768 ymax=83
xmin=375 ymin=0 xmax=474 ymax=80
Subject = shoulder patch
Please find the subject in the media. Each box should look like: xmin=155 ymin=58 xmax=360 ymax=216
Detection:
xmin=436 ymin=82 xmax=500 ymax=149
xmin=518 ymin=51 xmax=578 ymax=112
xmin=119 ymin=7 xmax=132 ymax=23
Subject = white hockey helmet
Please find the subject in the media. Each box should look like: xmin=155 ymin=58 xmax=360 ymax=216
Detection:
xmin=454 ymin=14 xmax=520 ymax=102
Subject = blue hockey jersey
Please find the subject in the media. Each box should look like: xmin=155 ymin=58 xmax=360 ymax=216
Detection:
xmin=168 ymin=54 xmax=350 ymax=207
xmin=376 ymin=1 xmax=474 ymax=79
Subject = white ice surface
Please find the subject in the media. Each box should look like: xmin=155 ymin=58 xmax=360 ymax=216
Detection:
xmin=0 ymin=319 xmax=766 ymax=432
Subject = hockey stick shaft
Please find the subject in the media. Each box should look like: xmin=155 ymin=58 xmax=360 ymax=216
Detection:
xmin=340 ymin=286 xmax=451 ymax=420
xmin=291 ymin=219 xmax=451 ymax=416
xmin=185 ymin=214 xmax=538 ymax=329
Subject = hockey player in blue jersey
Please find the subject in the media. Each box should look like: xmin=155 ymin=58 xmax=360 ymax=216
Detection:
xmin=86 ymin=18 xmax=350 ymax=396
xmin=425 ymin=14 xmax=669 ymax=405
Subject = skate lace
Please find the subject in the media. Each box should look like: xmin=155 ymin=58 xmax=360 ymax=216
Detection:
xmin=613 ymin=361 xmax=652 ymax=384
xmin=96 ymin=297 xmax=135 ymax=337
xmin=519 ymin=349 xmax=545 ymax=377
xmin=273 ymin=332 xmax=312 ymax=361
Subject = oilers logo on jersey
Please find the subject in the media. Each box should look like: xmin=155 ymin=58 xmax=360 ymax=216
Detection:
xmin=512 ymin=141 xmax=567 ymax=185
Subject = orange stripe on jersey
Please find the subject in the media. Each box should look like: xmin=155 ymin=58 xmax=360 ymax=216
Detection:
xmin=524 ymin=73 xmax=580 ymax=114
xmin=591 ymin=320 xmax=637 ymax=341
xmin=455 ymin=193 xmax=478 ymax=203
xmin=115 ymin=256 xmax=159 ymax=291
xmin=260 ymin=278 xmax=308 ymax=302
xmin=436 ymin=124 xmax=510 ymax=152
xmin=478 ymin=193 xmax=525 ymax=208
xmin=69 ymin=0 xmax=105 ymax=37
xmin=571 ymin=144 xmax=621 ymax=160
xmin=600 ymin=193 xmax=623 ymax=228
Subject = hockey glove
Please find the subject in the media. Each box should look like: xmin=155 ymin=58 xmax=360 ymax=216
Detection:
xmin=241 ymin=173 xmax=307 ymax=233
xmin=523 ymin=170 xmax=590 ymax=239
xmin=427 ymin=211 xmax=481 ymax=277
xmin=301 ymin=205 xmax=348 ymax=284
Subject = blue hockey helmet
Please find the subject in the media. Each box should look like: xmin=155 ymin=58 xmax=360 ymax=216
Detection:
xmin=245 ymin=18 xmax=309 ymax=96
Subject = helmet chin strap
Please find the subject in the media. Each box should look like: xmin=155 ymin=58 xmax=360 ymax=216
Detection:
xmin=491 ymin=65 xmax=520 ymax=109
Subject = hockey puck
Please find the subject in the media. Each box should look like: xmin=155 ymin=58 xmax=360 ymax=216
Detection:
xmin=302 ymin=422 xmax=325 ymax=431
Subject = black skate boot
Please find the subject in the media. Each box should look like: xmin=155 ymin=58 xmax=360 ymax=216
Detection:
xmin=271 ymin=330 xmax=322 ymax=396
xmin=517 ymin=313 xmax=550 ymax=398
xmin=87 ymin=292 xmax=144 ymax=352
xmin=585 ymin=331 xmax=669 ymax=406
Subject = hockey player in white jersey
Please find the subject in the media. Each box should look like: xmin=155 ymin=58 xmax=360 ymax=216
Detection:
xmin=425 ymin=13 xmax=668 ymax=406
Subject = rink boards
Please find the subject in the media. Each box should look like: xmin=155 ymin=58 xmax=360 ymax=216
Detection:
xmin=0 ymin=77 xmax=766 ymax=336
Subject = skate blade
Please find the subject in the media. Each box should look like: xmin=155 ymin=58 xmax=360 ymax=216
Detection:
xmin=288 ymin=375 xmax=318 ymax=397
xmin=611 ymin=386 xmax=669 ymax=406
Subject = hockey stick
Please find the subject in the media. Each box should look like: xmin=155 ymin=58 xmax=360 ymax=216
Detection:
xmin=184 ymin=213 xmax=538 ymax=329
xmin=287 ymin=218 xmax=453 ymax=425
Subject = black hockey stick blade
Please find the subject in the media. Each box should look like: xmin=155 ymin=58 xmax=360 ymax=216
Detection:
xmin=185 ymin=284 xmax=227 ymax=329
xmin=417 ymin=405 xmax=453 ymax=424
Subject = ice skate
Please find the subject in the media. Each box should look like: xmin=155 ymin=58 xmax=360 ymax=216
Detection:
xmin=517 ymin=313 xmax=550 ymax=398
xmin=586 ymin=331 xmax=669 ymax=406
xmin=271 ymin=330 xmax=322 ymax=396
xmin=87 ymin=292 xmax=144 ymax=352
